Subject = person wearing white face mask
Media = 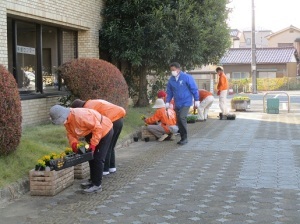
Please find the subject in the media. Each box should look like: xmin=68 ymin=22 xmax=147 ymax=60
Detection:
xmin=166 ymin=62 xmax=200 ymax=145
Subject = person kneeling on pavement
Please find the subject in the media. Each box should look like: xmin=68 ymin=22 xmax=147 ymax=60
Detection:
xmin=143 ymin=99 xmax=178 ymax=142
xmin=49 ymin=105 xmax=113 ymax=194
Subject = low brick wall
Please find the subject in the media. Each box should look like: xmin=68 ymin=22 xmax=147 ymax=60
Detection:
xmin=21 ymin=96 xmax=59 ymax=127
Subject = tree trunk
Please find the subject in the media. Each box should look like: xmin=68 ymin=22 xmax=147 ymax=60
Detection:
xmin=135 ymin=66 xmax=149 ymax=107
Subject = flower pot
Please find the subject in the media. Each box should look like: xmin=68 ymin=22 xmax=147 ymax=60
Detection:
xmin=133 ymin=137 xmax=138 ymax=142
xmin=144 ymin=137 xmax=150 ymax=142
xmin=231 ymin=99 xmax=250 ymax=111
xmin=74 ymin=161 xmax=90 ymax=179
xmin=29 ymin=166 xmax=74 ymax=196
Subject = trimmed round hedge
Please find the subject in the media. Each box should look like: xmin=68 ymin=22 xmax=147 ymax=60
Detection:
xmin=59 ymin=58 xmax=129 ymax=110
xmin=0 ymin=65 xmax=22 ymax=155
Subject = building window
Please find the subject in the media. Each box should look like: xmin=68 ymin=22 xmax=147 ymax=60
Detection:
xmin=246 ymin=38 xmax=251 ymax=45
xmin=258 ymin=71 xmax=276 ymax=78
xmin=278 ymin=43 xmax=293 ymax=47
xmin=7 ymin=17 xmax=78 ymax=94
xmin=232 ymin=72 xmax=250 ymax=79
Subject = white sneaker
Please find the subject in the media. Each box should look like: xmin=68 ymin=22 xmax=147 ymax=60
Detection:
xmin=82 ymin=185 xmax=102 ymax=194
xmin=109 ymin=168 xmax=116 ymax=173
xmin=170 ymin=134 xmax=176 ymax=141
xmin=103 ymin=171 xmax=110 ymax=176
xmin=158 ymin=134 xmax=169 ymax=142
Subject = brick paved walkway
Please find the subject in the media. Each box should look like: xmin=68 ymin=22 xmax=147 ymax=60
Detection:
xmin=1 ymin=111 xmax=300 ymax=224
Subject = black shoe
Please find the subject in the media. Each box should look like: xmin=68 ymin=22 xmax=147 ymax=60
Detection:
xmin=177 ymin=139 xmax=188 ymax=145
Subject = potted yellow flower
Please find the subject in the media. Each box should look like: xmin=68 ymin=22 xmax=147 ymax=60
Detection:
xmin=231 ymin=96 xmax=251 ymax=111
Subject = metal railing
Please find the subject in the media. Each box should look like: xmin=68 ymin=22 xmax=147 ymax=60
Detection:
xmin=263 ymin=91 xmax=290 ymax=113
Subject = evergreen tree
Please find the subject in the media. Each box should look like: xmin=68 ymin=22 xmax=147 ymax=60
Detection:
xmin=100 ymin=0 xmax=231 ymax=106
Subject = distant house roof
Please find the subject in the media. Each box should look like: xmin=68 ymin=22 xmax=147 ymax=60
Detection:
xmin=266 ymin=25 xmax=300 ymax=39
xmin=220 ymin=47 xmax=297 ymax=64
xmin=230 ymin=29 xmax=239 ymax=37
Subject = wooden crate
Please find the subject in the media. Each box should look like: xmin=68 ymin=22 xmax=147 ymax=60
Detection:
xmin=29 ymin=166 xmax=74 ymax=196
xmin=74 ymin=162 xmax=90 ymax=179
xmin=141 ymin=127 xmax=156 ymax=141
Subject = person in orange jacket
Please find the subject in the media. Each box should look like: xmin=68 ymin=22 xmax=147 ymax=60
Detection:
xmin=49 ymin=105 xmax=113 ymax=194
xmin=143 ymin=99 xmax=178 ymax=142
xmin=71 ymin=99 xmax=126 ymax=176
xmin=196 ymin=89 xmax=214 ymax=121
xmin=216 ymin=66 xmax=229 ymax=116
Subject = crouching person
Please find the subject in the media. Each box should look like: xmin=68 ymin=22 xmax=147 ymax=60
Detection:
xmin=71 ymin=99 xmax=126 ymax=176
xmin=197 ymin=89 xmax=214 ymax=121
xmin=49 ymin=105 xmax=113 ymax=194
xmin=143 ymin=99 xmax=178 ymax=142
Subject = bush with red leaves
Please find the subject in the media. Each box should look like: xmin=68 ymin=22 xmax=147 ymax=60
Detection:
xmin=59 ymin=58 xmax=129 ymax=110
xmin=0 ymin=65 xmax=22 ymax=155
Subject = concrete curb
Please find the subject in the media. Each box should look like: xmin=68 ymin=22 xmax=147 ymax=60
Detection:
xmin=0 ymin=128 xmax=143 ymax=204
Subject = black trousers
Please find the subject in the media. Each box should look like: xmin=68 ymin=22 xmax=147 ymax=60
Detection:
xmin=175 ymin=106 xmax=190 ymax=141
xmin=104 ymin=118 xmax=124 ymax=171
xmin=88 ymin=128 xmax=113 ymax=186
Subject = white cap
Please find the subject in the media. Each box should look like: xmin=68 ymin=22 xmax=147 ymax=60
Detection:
xmin=152 ymin=99 xmax=166 ymax=109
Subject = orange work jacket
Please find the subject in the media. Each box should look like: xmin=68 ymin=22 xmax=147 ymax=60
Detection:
xmin=64 ymin=108 xmax=113 ymax=146
xmin=84 ymin=99 xmax=126 ymax=122
xmin=217 ymin=72 xmax=228 ymax=91
xmin=199 ymin=89 xmax=213 ymax=102
xmin=145 ymin=108 xmax=177 ymax=133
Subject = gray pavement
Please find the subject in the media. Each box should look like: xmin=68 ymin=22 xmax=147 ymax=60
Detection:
xmin=1 ymin=106 xmax=300 ymax=223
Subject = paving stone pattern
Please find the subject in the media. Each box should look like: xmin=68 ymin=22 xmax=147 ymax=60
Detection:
xmin=1 ymin=112 xmax=300 ymax=224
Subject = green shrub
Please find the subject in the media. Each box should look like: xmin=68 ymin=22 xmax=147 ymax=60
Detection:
xmin=59 ymin=58 xmax=129 ymax=109
xmin=257 ymin=77 xmax=288 ymax=91
xmin=0 ymin=65 xmax=22 ymax=155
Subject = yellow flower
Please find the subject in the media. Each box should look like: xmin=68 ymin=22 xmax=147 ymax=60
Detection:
xmin=60 ymin=152 xmax=66 ymax=158
xmin=77 ymin=142 xmax=85 ymax=148
xmin=42 ymin=155 xmax=51 ymax=162
xmin=50 ymin=152 xmax=57 ymax=159
xmin=65 ymin=147 xmax=73 ymax=154
xmin=37 ymin=159 xmax=46 ymax=168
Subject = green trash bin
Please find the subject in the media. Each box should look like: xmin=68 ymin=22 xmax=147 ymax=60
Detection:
xmin=267 ymin=98 xmax=279 ymax=114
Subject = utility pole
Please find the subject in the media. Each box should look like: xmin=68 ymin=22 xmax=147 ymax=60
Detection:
xmin=251 ymin=0 xmax=257 ymax=93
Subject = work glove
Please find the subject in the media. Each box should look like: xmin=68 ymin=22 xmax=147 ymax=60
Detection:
xmin=88 ymin=145 xmax=96 ymax=154
xmin=165 ymin=103 xmax=170 ymax=109
xmin=194 ymin=101 xmax=200 ymax=108
xmin=71 ymin=142 xmax=78 ymax=153
xmin=217 ymin=90 xmax=220 ymax=96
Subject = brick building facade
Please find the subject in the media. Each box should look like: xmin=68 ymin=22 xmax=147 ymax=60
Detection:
xmin=0 ymin=0 xmax=104 ymax=126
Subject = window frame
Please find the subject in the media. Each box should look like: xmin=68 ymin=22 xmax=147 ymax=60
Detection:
xmin=8 ymin=17 xmax=78 ymax=97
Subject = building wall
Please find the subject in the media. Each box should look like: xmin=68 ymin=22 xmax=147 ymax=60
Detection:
xmin=240 ymin=31 xmax=271 ymax=48
xmin=21 ymin=96 xmax=58 ymax=127
xmin=223 ymin=63 xmax=297 ymax=78
xmin=0 ymin=0 xmax=104 ymax=67
xmin=0 ymin=4 xmax=8 ymax=66
xmin=268 ymin=28 xmax=300 ymax=48
xmin=287 ymin=62 xmax=297 ymax=77
xmin=0 ymin=0 xmax=104 ymax=126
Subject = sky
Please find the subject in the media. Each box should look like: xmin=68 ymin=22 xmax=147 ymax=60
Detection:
xmin=227 ymin=0 xmax=300 ymax=32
